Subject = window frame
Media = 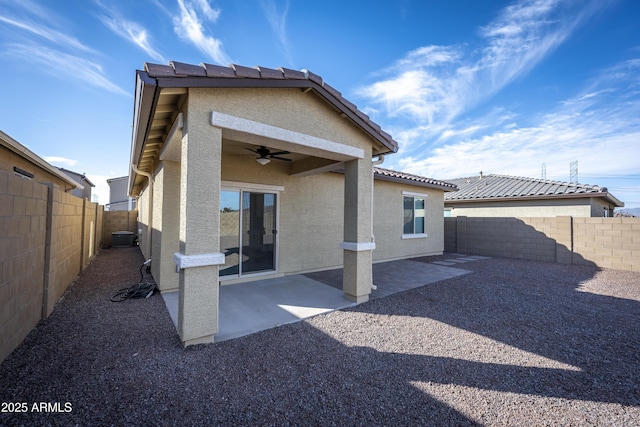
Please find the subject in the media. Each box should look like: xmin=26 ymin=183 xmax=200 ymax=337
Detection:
xmin=219 ymin=181 xmax=283 ymax=281
xmin=401 ymin=190 xmax=428 ymax=239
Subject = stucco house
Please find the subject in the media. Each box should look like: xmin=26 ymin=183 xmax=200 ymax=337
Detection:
xmin=58 ymin=168 xmax=95 ymax=200
xmin=1 ymin=130 xmax=83 ymax=192
xmin=444 ymin=173 xmax=623 ymax=217
xmin=129 ymin=61 xmax=456 ymax=346
xmin=107 ymin=175 xmax=136 ymax=211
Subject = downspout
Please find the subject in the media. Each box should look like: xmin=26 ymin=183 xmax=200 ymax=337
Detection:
xmin=132 ymin=163 xmax=153 ymax=259
xmin=370 ymin=154 xmax=385 ymax=290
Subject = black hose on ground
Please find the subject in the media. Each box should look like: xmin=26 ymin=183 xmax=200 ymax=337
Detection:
xmin=111 ymin=261 xmax=158 ymax=302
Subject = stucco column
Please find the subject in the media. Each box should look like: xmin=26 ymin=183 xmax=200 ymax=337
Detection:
xmin=176 ymin=123 xmax=224 ymax=346
xmin=158 ymin=160 xmax=180 ymax=292
xmin=342 ymin=156 xmax=374 ymax=303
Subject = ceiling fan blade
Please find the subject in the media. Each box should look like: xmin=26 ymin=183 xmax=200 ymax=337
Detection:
xmin=268 ymin=150 xmax=290 ymax=156
xmin=270 ymin=156 xmax=292 ymax=162
xmin=244 ymin=147 xmax=258 ymax=154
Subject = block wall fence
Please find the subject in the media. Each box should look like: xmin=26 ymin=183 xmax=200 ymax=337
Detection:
xmin=445 ymin=216 xmax=640 ymax=272
xmin=1 ymin=170 xmax=139 ymax=364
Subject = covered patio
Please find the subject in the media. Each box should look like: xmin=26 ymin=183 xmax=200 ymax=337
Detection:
xmin=161 ymin=255 xmax=483 ymax=341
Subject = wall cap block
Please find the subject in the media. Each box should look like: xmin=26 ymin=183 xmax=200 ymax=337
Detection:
xmin=174 ymin=252 xmax=225 ymax=270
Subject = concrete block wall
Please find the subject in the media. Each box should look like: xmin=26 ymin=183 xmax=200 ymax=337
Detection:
xmin=42 ymin=189 xmax=84 ymax=318
xmin=572 ymin=218 xmax=640 ymax=271
xmin=1 ymin=170 xmax=103 ymax=363
xmin=0 ymin=172 xmax=48 ymax=364
xmin=445 ymin=216 xmax=640 ymax=272
xmin=102 ymin=210 xmax=138 ymax=247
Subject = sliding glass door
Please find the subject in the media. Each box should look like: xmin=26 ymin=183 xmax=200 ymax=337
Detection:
xmin=220 ymin=189 xmax=277 ymax=277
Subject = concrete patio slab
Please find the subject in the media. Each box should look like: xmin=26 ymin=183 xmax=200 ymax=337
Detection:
xmin=431 ymin=261 xmax=458 ymax=266
xmin=162 ymin=255 xmax=481 ymax=342
xmin=305 ymin=258 xmax=473 ymax=299
xmin=370 ymin=259 xmax=471 ymax=298
xmin=162 ymin=275 xmax=356 ymax=342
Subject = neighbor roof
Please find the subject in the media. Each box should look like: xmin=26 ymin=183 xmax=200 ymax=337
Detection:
xmin=0 ymin=130 xmax=83 ymax=189
xmin=374 ymin=167 xmax=458 ymax=191
xmin=444 ymin=173 xmax=623 ymax=207
xmin=58 ymin=167 xmax=95 ymax=187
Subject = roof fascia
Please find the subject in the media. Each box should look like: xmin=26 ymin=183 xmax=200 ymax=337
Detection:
xmin=129 ymin=70 xmax=159 ymax=195
xmin=603 ymin=193 xmax=624 ymax=207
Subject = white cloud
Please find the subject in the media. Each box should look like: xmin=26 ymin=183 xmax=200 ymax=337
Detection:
xmin=44 ymin=156 xmax=77 ymax=167
xmin=6 ymin=43 xmax=130 ymax=96
xmin=393 ymin=57 xmax=640 ymax=183
xmin=358 ymin=0 xmax=610 ymax=131
xmin=0 ymin=1 xmax=129 ymax=96
xmin=260 ymin=0 xmax=292 ymax=64
xmin=95 ymin=3 xmax=165 ymax=62
xmin=0 ymin=11 xmax=95 ymax=54
xmin=173 ymin=0 xmax=232 ymax=65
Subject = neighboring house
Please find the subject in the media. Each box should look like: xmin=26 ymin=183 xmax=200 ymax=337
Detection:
xmin=1 ymin=130 xmax=84 ymax=192
xmin=444 ymin=173 xmax=624 ymax=217
xmin=107 ymin=176 xmax=136 ymax=211
xmin=129 ymin=61 xmax=456 ymax=346
xmin=58 ymin=168 xmax=94 ymax=200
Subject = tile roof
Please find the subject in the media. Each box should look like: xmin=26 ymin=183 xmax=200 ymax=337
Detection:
xmin=444 ymin=173 xmax=623 ymax=206
xmin=140 ymin=61 xmax=398 ymax=154
xmin=373 ymin=167 xmax=458 ymax=191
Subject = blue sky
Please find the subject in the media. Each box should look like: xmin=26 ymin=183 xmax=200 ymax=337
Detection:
xmin=1 ymin=0 xmax=639 ymax=208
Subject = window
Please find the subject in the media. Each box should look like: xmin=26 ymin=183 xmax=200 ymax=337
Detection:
xmin=13 ymin=166 xmax=33 ymax=180
xmin=402 ymin=191 xmax=427 ymax=238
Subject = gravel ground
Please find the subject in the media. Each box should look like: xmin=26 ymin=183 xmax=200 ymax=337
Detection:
xmin=1 ymin=247 xmax=639 ymax=426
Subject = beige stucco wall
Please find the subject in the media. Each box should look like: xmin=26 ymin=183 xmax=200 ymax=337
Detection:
xmin=589 ymin=198 xmax=616 ymax=217
xmin=1 ymin=145 xmax=71 ymax=189
xmin=134 ymin=87 xmax=445 ymax=291
xmin=220 ymin=152 xmax=344 ymax=277
xmin=447 ymin=198 xmax=594 ymax=217
xmin=372 ymin=180 xmax=445 ymax=261
xmin=189 ymin=87 xmax=382 ymax=153
xmin=139 ymin=151 xmax=446 ymax=288
xmin=137 ymin=183 xmax=151 ymax=260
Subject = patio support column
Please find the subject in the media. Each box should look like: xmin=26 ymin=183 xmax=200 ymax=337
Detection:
xmin=342 ymin=155 xmax=374 ymax=303
xmin=176 ymin=120 xmax=223 ymax=347
xmin=158 ymin=160 xmax=180 ymax=292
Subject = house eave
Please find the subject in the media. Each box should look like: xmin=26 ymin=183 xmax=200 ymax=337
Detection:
xmin=445 ymin=192 xmax=624 ymax=207
xmin=374 ymin=174 xmax=458 ymax=191
xmin=129 ymin=70 xmax=159 ymax=196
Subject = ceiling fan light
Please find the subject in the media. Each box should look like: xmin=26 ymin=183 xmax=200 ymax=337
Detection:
xmin=256 ymin=157 xmax=270 ymax=165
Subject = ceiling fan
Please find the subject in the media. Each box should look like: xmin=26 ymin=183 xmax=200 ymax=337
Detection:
xmin=245 ymin=145 xmax=291 ymax=165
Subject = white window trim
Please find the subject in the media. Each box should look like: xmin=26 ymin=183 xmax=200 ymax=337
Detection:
xmin=221 ymin=181 xmax=284 ymax=193
xmin=402 ymin=190 xmax=429 ymax=198
xmin=402 ymin=233 xmax=428 ymax=240
xmin=402 ymin=191 xmax=428 ymax=238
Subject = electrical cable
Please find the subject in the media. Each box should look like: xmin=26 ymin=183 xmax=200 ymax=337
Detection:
xmin=110 ymin=260 xmax=158 ymax=302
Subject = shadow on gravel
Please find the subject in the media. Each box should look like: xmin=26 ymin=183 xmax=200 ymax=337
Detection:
xmin=347 ymin=257 xmax=640 ymax=407
xmin=0 ymin=247 xmax=481 ymax=426
xmin=1 ymin=249 xmax=638 ymax=425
